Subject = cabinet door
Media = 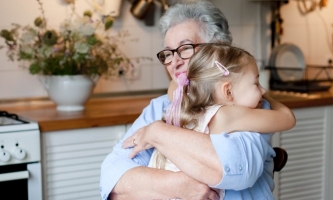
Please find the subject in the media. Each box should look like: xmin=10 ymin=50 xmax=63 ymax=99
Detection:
xmin=272 ymin=106 xmax=333 ymax=200
xmin=42 ymin=125 xmax=126 ymax=200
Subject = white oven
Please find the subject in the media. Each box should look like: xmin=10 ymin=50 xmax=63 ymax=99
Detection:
xmin=0 ymin=111 xmax=42 ymax=200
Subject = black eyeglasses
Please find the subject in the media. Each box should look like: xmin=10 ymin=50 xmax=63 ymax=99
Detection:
xmin=156 ymin=43 xmax=204 ymax=65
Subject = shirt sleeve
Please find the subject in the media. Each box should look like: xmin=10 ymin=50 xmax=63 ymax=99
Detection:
xmin=210 ymin=131 xmax=269 ymax=190
xmin=261 ymin=98 xmax=270 ymax=110
xmin=99 ymin=95 xmax=170 ymax=200
xmin=209 ymin=98 xmax=271 ymax=190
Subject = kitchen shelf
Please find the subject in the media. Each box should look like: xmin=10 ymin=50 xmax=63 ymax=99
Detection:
xmin=264 ymin=65 xmax=333 ymax=92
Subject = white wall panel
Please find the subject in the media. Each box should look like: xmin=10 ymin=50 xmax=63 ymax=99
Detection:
xmin=272 ymin=106 xmax=332 ymax=200
xmin=42 ymin=126 xmax=126 ymax=200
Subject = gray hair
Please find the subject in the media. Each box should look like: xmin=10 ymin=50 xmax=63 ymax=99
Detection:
xmin=159 ymin=0 xmax=232 ymax=44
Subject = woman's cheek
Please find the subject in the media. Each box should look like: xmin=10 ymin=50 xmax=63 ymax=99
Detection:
xmin=166 ymin=66 xmax=176 ymax=82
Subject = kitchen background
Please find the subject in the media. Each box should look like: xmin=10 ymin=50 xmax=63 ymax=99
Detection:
xmin=0 ymin=0 xmax=332 ymax=100
xmin=1 ymin=1 xmax=333 ymax=200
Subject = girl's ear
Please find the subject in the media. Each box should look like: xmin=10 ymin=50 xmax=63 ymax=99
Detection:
xmin=221 ymin=82 xmax=233 ymax=102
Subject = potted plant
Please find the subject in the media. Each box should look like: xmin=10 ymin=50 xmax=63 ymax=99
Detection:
xmin=0 ymin=0 xmax=147 ymax=111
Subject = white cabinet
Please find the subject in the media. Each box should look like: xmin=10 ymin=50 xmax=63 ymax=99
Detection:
xmin=272 ymin=106 xmax=333 ymax=200
xmin=41 ymin=125 xmax=127 ymax=200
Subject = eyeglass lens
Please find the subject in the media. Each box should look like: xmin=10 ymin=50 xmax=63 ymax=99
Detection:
xmin=157 ymin=44 xmax=195 ymax=65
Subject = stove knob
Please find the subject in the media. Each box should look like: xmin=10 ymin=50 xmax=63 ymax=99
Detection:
xmin=13 ymin=148 xmax=26 ymax=160
xmin=0 ymin=150 xmax=11 ymax=162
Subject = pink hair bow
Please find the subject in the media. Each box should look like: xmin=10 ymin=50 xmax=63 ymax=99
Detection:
xmin=165 ymin=73 xmax=189 ymax=127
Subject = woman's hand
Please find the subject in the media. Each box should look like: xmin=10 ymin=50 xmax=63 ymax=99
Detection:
xmin=122 ymin=123 xmax=155 ymax=158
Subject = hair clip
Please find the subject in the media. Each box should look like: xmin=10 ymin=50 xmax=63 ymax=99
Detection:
xmin=214 ymin=61 xmax=229 ymax=76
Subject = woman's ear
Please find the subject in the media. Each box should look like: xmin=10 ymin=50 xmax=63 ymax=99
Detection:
xmin=221 ymin=82 xmax=233 ymax=102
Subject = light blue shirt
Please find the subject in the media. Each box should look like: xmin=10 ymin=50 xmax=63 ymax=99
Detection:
xmin=100 ymin=94 xmax=275 ymax=200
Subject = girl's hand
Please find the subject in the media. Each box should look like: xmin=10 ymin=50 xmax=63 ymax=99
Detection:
xmin=122 ymin=125 xmax=154 ymax=158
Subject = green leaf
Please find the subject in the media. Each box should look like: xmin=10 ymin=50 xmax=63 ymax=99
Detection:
xmin=104 ymin=16 xmax=113 ymax=31
xmin=87 ymin=35 xmax=97 ymax=45
xmin=83 ymin=10 xmax=92 ymax=18
xmin=29 ymin=63 xmax=41 ymax=74
xmin=0 ymin=29 xmax=14 ymax=41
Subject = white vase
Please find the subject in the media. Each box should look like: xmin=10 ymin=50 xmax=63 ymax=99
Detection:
xmin=39 ymin=75 xmax=99 ymax=112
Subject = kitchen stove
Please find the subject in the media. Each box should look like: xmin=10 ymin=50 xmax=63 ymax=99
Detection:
xmin=0 ymin=111 xmax=42 ymax=200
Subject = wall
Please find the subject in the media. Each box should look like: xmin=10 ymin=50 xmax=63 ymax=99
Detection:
xmin=0 ymin=0 xmax=265 ymax=100
xmin=0 ymin=0 xmax=168 ymax=99
xmin=278 ymin=0 xmax=333 ymax=65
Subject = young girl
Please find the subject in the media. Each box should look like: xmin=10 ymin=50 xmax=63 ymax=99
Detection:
xmin=147 ymin=43 xmax=295 ymax=199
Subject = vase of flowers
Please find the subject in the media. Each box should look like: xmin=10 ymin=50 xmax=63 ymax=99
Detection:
xmin=0 ymin=0 xmax=148 ymax=111
xmin=38 ymin=75 xmax=98 ymax=111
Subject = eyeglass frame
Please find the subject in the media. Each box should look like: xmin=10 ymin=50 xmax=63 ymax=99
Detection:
xmin=156 ymin=43 xmax=206 ymax=65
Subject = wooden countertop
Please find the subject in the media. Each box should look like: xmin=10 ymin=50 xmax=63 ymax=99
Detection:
xmin=1 ymin=90 xmax=333 ymax=132
xmin=267 ymin=90 xmax=333 ymax=109
xmin=0 ymin=94 xmax=161 ymax=132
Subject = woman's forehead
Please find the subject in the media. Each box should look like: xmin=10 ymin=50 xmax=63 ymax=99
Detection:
xmin=164 ymin=21 xmax=203 ymax=48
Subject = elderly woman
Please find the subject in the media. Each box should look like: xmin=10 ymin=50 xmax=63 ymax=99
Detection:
xmin=100 ymin=1 xmax=295 ymax=200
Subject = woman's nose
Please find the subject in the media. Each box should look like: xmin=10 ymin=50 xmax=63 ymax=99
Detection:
xmin=170 ymin=52 xmax=184 ymax=68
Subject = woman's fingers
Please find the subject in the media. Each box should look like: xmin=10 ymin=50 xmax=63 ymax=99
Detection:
xmin=122 ymin=126 xmax=153 ymax=158
xmin=129 ymin=146 xmax=141 ymax=158
xmin=122 ymin=126 xmax=145 ymax=148
xmin=128 ymin=139 xmax=153 ymax=158
xmin=122 ymin=136 xmax=136 ymax=148
xmin=122 ymin=137 xmax=142 ymax=158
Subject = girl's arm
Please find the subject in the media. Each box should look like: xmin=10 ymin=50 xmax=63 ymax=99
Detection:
xmin=209 ymin=94 xmax=296 ymax=134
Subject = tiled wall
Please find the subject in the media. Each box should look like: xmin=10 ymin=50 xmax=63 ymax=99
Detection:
xmin=0 ymin=0 xmax=272 ymax=100
xmin=0 ymin=0 xmax=168 ymax=99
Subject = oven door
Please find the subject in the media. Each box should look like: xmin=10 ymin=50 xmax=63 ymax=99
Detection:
xmin=0 ymin=162 xmax=42 ymax=200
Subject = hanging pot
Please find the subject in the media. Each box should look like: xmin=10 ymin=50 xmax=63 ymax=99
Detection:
xmin=39 ymin=75 xmax=99 ymax=112
xmin=144 ymin=1 xmax=155 ymax=26
xmin=130 ymin=0 xmax=153 ymax=19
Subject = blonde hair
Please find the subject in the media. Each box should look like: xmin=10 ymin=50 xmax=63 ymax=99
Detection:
xmin=180 ymin=43 xmax=255 ymax=128
xmin=156 ymin=43 xmax=255 ymax=169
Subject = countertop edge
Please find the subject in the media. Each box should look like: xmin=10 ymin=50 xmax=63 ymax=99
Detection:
xmin=1 ymin=91 xmax=333 ymax=132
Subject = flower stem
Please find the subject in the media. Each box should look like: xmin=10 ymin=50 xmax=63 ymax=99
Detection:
xmin=36 ymin=0 xmax=47 ymax=30
xmin=70 ymin=1 xmax=75 ymax=21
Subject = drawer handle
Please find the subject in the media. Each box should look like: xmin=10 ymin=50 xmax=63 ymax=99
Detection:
xmin=0 ymin=171 xmax=29 ymax=182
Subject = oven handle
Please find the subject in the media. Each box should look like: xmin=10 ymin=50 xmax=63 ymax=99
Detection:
xmin=0 ymin=170 xmax=29 ymax=182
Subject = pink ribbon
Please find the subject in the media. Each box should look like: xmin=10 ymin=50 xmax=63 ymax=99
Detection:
xmin=165 ymin=73 xmax=189 ymax=127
